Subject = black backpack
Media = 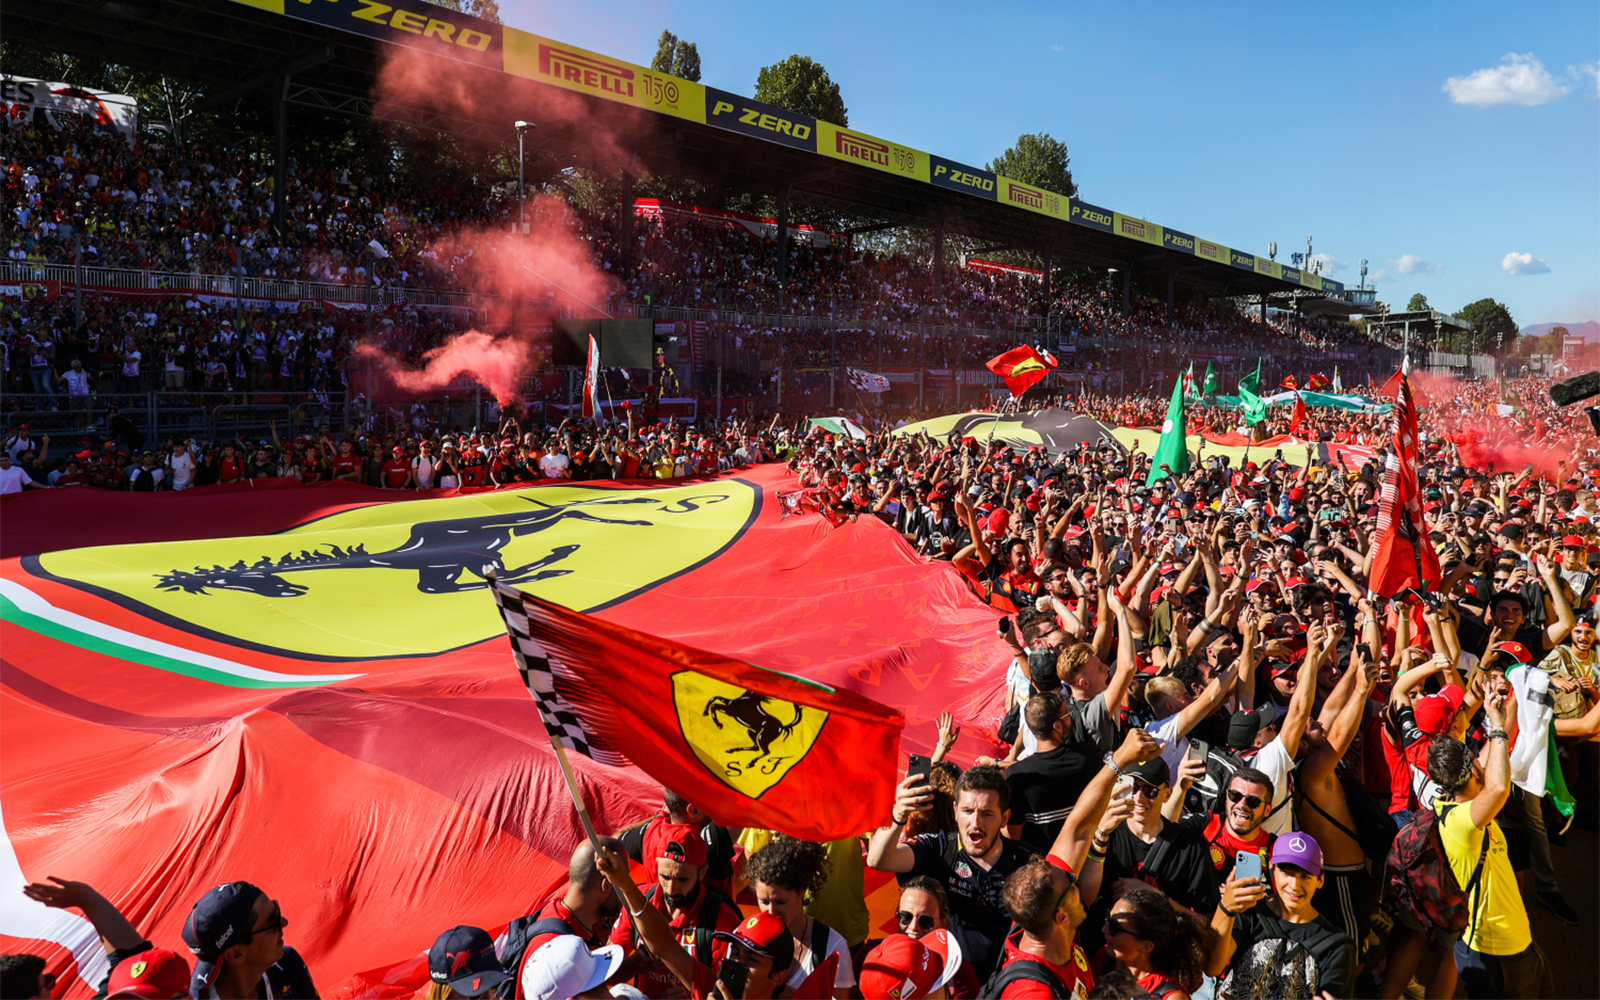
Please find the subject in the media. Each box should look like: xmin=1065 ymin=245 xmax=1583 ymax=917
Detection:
xmin=978 ymin=958 xmax=1069 ymax=999
xmin=642 ymin=884 xmax=735 ymax=965
xmin=494 ymin=916 xmax=576 ymax=985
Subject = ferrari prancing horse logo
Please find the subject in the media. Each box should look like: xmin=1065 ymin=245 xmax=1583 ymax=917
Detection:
xmin=671 ymin=673 xmax=828 ymax=798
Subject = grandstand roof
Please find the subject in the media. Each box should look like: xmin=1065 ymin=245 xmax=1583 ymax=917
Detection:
xmin=17 ymin=0 xmax=1353 ymax=306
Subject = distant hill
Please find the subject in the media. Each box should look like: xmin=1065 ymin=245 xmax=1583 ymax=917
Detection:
xmin=1522 ymin=320 xmax=1600 ymax=342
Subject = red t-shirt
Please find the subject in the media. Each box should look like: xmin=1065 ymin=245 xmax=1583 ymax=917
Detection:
xmin=380 ymin=458 xmax=411 ymax=488
xmin=330 ymin=453 xmax=360 ymax=479
xmin=1201 ymin=813 xmax=1273 ymax=882
xmin=608 ymin=884 xmax=738 ymax=998
xmin=515 ymin=898 xmax=607 ymax=999
xmin=997 ymin=855 xmax=1094 ymax=998
xmin=219 ymin=456 xmax=243 ymax=483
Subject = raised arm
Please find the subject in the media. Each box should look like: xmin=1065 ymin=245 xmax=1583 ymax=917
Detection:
xmin=865 ymin=774 xmax=933 ymax=874
xmin=21 ymin=878 xmax=145 ymax=956
xmin=1538 ymin=555 xmax=1576 ymax=649
xmin=1469 ymin=689 xmax=1513 ymax=829
xmin=1103 ymin=596 xmax=1140 ymax=716
xmin=1277 ymin=624 xmax=1326 ymax=759
xmin=1050 ymin=728 xmax=1162 ymax=875
xmin=1303 ymin=648 xmax=1376 ymax=786
xmin=594 ymin=845 xmax=698 ymax=990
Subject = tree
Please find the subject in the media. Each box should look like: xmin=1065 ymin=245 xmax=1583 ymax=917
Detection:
xmin=754 ymin=55 xmax=847 ymax=126
xmin=1406 ymin=293 xmax=1429 ymax=312
xmin=987 ymin=133 xmax=1076 ymax=197
xmin=1457 ymin=298 xmax=1518 ymax=355
xmin=650 ymin=30 xmax=700 ymax=82
xmin=424 ymin=0 xmax=500 ymax=22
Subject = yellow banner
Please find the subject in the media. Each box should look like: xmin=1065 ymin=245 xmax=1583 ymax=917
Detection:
xmin=1253 ymin=257 xmax=1282 ymax=279
xmin=1113 ymin=213 xmax=1163 ymax=247
xmin=1195 ymin=239 xmax=1229 ymax=265
xmin=1299 ymin=272 xmax=1324 ymax=291
xmin=997 ymin=177 xmax=1069 ymax=220
xmin=502 ymin=28 xmax=705 ymax=123
xmin=814 ymin=121 xmax=928 ymax=180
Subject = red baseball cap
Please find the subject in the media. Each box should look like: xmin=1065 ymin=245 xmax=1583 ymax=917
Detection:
xmin=1413 ymin=683 xmax=1466 ymax=736
xmin=645 ymin=822 xmax=707 ymax=867
xmin=985 ymin=509 xmax=1010 ymax=534
xmin=1562 ymin=535 xmax=1586 ymax=548
xmin=712 ymin=912 xmax=793 ymax=963
xmin=859 ymin=934 xmax=946 ymax=999
xmin=107 ymin=948 xmax=191 ymax=999
xmin=1493 ymin=641 xmax=1534 ymax=666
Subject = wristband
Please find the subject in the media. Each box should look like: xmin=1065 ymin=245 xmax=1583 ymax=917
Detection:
xmin=1218 ymin=903 xmax=1238 ymax=918
xmin=1086 ymin=850 xmax=1106 ymax=865
xmin=1485 ymin=730 xmax=1509 ymax=742
xmin=891 ymin=814 xmax=908 ymax=826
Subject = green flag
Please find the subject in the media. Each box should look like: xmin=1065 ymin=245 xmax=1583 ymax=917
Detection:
xmin=1202 ymin=361 xmax=1220 ymax=396
xmin=1238 ymin=360 xmax=1268 ymax=427
xmin=1146 ymin=372 xmax=1189 ymax=486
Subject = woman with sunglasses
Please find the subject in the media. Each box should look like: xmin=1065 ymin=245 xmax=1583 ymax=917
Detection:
xmin=747 ymin=835 xmax=856 ymax=998
xmin=895 ymin=878 xmax=981 ymax=999
xmin=1100 ymin=886 xmax=1215 ymax=1000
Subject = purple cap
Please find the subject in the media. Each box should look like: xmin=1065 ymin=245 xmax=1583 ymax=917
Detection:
xmin=1270 ymin=832 xmax=1323 ymax=875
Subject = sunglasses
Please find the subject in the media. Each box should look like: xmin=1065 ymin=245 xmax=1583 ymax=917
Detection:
xmin=896 ymin=911 xmax=936 ymax=931
xmin=1130 ymin=782 xmax=1162 ymax=800
xmin=246 ymin=900 xmax=286 ymax=941
xmin=1103 ymin=916 xmax=1135 ymax=938
xmin=1226 ymin=789 xmax=1265 ymax=811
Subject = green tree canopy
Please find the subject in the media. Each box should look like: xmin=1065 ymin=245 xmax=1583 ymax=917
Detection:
xmin=754 ymin=55 xmax=847 ymax=125
xmin=650 ymin=30 xmax=701 ymax=82
xmin=1457 ymin=298 xmax=1518 ymax=354
xmin=986 ymin=133 xmax=1076 ymax=197
xmin=1406 ymin=293 xmax=1430 ymax=312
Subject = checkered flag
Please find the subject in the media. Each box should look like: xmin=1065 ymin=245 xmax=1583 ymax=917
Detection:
xmin=847 ymin=368 xmax=890 ymax=392
xmin=491 ymin=580 xmax=631 ymax=767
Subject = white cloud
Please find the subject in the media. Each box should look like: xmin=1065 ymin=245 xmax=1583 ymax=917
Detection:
xmin=1502 ymin=251 xmax=1551 ymax=276
xmin=1051 ymin=44 xmax=1063 ymax=52
xmin=1389 ymin=254 xmax=1443 ymax=276
xmin=1444 ymin=53 xmax=1570 ymax=107
xmin=1306 ymin=253 xmax=1346 ymax=275
xmin=1579 ymin=63 xmax=1600 ymax=97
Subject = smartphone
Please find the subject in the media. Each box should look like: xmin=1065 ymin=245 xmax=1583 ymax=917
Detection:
xmin=1187 ymin=738 xmax=1209 ymax=765
xmin=716 ymin=957 xmax=748 ymax=999
xmin=1113 ymin=775 xmax=1136 ymax=800
xmin=997 ymin=616 xmax=1014 ymax=639
xmin=907 ymin=753 xmax=932 ymax=787
xmin=1234 ymin=850 xmax=1264 ymax=884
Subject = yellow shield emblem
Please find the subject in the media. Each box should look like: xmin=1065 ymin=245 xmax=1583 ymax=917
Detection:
xmin=129 ymin=961 xmax=148 ymax=978
xmin=671 ymin=673 xmax=827 ymax=799
xmin=32 ymin=482 xmax=758 ymax=660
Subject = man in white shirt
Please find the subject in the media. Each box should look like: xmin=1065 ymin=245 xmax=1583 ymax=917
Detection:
xmin=538 ymin=444 xmax=570 ymax=479
xmin=0 ymin=452 xmax=44 ymax=494
xmin=168 ymin=441 xmax=198 ymax=490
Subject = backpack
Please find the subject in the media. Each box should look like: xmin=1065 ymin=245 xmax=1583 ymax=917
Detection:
xmin=1295 ymin=765 xmax=1397 ymax=866
xmin=1385 ymin=803 xmax=1489 ymax=935
xmin=978 ymin=958 xmax=1069 ymax=999
xmin=641 ymin=884 xmax=735 ymax=964
xmin=495 ymin=916 xmax=577 ymax=989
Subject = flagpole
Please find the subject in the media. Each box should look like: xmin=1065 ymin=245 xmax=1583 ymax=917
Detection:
xmin=485 ymin=569 xmax=604 ymax=855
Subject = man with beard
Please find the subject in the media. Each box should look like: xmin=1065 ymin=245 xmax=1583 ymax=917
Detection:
xmin=507 ymin=838 xmax=627 ymax=999
xmin=1181 ymin=767 xmax=1277 ymax=884
xmin=869 ymin=765 xmax=1038 ymax=983
xmin=608 ymin=824 xmax=740 ymax=997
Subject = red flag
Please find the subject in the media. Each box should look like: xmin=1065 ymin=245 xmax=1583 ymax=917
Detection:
xmin=1289 ymin=394 xmax=1308 ymax=437
xmin=1279 ymin=375 xmax=1299 ymax=391
xmin=1306 ymin=373 xmax=1330 ymax=391
xmin=491 ymin=581 xmax=905 ymax=840
xmin=985 ymin=345 xmax=1058 ymax=398
xmin=1369 ymin=372 xmax=1442 ymax=597
xmin=582 ymin=333 xmax=601 ymax=420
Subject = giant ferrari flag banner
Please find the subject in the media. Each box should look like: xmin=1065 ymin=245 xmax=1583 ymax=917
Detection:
xmin=491 ymin=581 xmax=904 ymax=840
xmin=1368 ymin=370 xmax=1442 ymax=597
xmin=1146 ymin=373 xmax=1189 ymax=486
xmin=985 ymin=345 xmax=1058 ymax=398
xmin=0 ymin=467 xmax=1004 ymax=996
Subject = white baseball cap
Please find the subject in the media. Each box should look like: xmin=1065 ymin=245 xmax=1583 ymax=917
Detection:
xmin=520 ymin=936 xmax=625 ymax=1000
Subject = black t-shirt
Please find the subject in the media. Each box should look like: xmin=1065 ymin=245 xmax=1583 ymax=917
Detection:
xmin=1455 ymin=616 xmax=1549 ymax=654
xmin=1005 ymin=745 xmax=1096 ymax=852
xmin=1093 ymin=820 xmax=1220 ymax=932
xmin=1220 ymin=904 xmax=1355 ymax=1000
xmin=904 ymin=830 xmax=1040 ymax=982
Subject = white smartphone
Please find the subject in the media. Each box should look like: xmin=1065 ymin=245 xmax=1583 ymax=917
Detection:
xmin=1113 ymin=775 xmax=1136 ymax=800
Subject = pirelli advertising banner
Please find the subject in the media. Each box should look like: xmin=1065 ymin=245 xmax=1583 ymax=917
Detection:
xmin=227 ymin=0 xmax=1342 ymax=296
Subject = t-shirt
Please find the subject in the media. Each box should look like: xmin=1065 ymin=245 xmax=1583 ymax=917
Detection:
xmin=0 ymin=465 xmax=34 ymax=495
xmin=1388 ymin=704 xmax=1449 ymax=814
xmin=381 ymin=458 xmax=411 ymax=488
xmin=1435 ymin=800 xmax=1529 ymax=956
xmin=1457 ymin=616 xmax=1550 ymax=654
xmin=1219 ymin=904 xmax=1354 ymax=1000
xmin=1192 ymin=812 xmax=1274 ymax=884
xmin=199 ymin=946 xmax=319 ymax=999
xmin=994 ymin=922 xmax=1093 ymax=999
xmin=514 ymin=897 xmax=609 ymax=999
xmin=1245 ymin=736 xmax=1297 ymax=837
xmin=1006 ymin=744 xmax=1096 ymax=852
xmin=1070 ymin=690 xmax=1119 ymax=757
xmin=1098 ymin=820 xmax=1219 ymax=919
xmin=538 ymin=452 xmax=570 ymax=478
xmin=1149 ymin=712 xmax=1190 ymax=776
xmin=63 ymin=369 xmax=91 ymax=395
xmin=904 ymin=830 xmax=1040 ymax=982
xmin=330 ymin=453 xmax=360 ymax=479
xmin=169 ymin=450 xmax=196 ymax=489
xmin=608 ymin=884 xmax=739 ymax=998
xmin=1539 ymin=644 xmax=1598 ymax=719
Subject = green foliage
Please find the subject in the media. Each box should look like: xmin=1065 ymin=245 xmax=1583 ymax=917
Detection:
xmin=421 ymin=0 xmax=500 ymax=22
xmin=650 ymin=31 xmax=701 ymax=82
xmin=986 ymin=133 xmax=1076 ymax=197
xmin=1406 ymin=293 xmax=1429 ymax=312
xmin=1456 ymin=298 xmax=1519 ymax=354
xmin=754 ymin=55 xmax=847 ymax=126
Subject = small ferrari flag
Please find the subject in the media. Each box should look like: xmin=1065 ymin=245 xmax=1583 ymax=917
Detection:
xmin=1368 ymin=371 xmax=1442 ymax=598
xmin=1280 ymin=374 xmax=1299 ymax=391
xmin=491 ymin=581 xmax=905 ymax=840
xmin=986 ymin=345 xmax=1058 ymax=398
xmin=1307 ymin=373 xmax=1331 ymax=391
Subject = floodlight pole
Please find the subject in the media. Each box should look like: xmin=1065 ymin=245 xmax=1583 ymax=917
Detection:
xmin=514 ymin=121 xmax=535 ymax=234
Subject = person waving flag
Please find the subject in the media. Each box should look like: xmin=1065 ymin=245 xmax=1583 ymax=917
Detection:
xmin=1368 ymin=369 xmax=1442 ymax=597
xmin=986 ymin=345 xmax=1058 ymax=398
xmin=582 ymin=333 xmax=602 ymax=421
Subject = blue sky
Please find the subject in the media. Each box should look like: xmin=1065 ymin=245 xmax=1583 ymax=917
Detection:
xmin=507 ymin=0 xmax=1599 ymax=328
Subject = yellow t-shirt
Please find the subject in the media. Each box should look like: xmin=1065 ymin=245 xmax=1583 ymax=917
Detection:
xmin=1435 ymin=800 xmax=1530 ymax=956
xmin=738 ymin=829 xmax=870 ymax=947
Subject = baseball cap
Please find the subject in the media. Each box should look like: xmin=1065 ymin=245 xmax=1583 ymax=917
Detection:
xmin=1498 ymin=523 xmax=1525 ymax=540
xmin=645 ymin=822 xmax=708 ymax=867
xmin=1227 ymin=704 xmax=1278 ymax=750
xmin=1271 ymin=831 xmax=1324 ymax=875
xmin=106 ymin=948 xmax=190 ymax=999
xmin=1493 ymin=641 xmax=1534 ymax=666
xmin=1562 ymin=534 xmax=1586 ymax=548
xmin=181 ymin=882 xmax=266 ymax=995
xmin=713 ymin=911 xmax=795 ymax=966
xmin=1412 ymin=683 xmax=1466 ymax=736
xmin=428 ymin=926 xmax=510 ymax=997
xmin=520 ymin=935 xmax=625 ymax=1000
xmin=859 ymin=934 xmax=946 ymax=1000
xmin=985 ymin=509 xmax=1010 ymax=534
xmin=1124 ymin=757 xmax=1170 ymax=787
